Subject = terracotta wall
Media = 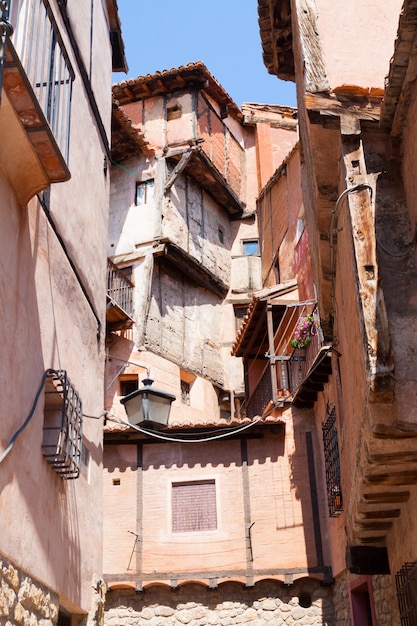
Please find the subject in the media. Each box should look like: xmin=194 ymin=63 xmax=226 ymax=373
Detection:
xmin=103 ymin=409 xmax=322 ymax=582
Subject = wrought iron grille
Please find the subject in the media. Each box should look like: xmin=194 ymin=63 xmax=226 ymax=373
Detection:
xmin=396 ymin=561 xmax=417 ymax=626
xmin=10 ymin=0 xmax=74 ymax=161
xmin=322 ymin=406 xmax=343 ymax=516
xmin=107 ymin=259 xmax=134 ymax=318
xmin=42 ymin=369 xmax=82 ymax=479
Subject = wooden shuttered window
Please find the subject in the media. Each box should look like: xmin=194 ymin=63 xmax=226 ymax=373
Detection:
xmin=172 ymin=480 xmax=217 ymax=532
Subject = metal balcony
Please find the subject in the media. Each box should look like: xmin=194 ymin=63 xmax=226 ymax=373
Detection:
xmin=106 ymin=259 xmax=134 ymax=332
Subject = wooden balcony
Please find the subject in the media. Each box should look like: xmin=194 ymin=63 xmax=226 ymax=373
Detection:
xmin=106 ymin=259 xmax=134 ymax=332
xmin=233 ymin=285 xmax=332 ymax=417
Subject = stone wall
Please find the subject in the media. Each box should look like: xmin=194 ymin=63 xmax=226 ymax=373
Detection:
xmin=105 ymin=579 xmax=335 ymax=626
xmin=0 ymin=554 xmax=58 ymax=626
xmin=333 ymin=570 xmax=400 ymax=626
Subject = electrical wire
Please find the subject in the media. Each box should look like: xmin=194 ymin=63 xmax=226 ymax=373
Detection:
xmin=0 ymin=369 xmax=52 ymax=465
xmin=100 ymin=412 xmax=265 ymax=443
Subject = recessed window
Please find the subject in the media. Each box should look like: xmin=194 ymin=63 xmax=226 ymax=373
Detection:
xmin=218 ymin=227 xmax=224 ymax=244
xmin=242 ymin=239 xmax=259 ymax=256
xmin=135 ymin=179 xmax=154 ymax=206
xmin=172 ymin=480 xmax=217 ymax=532
xmin=180 ymin=369 xmax=195 ymax=406
xmin=167 ymin=104 xmax=182 ymax=120
xmin=322 ymin=406 xmax=343 ymax=516
xmin=181 ymin=380 xmax=191 ymax=405
xmin=112 ymin=478 xmax=121 ymax=486
xmin=234 ymin=306 xmax=247 ymax=332
xmin=119 ymin=376 xmax=139 ymax=397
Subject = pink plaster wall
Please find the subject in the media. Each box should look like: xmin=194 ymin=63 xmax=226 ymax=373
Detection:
xmin=0 ymin=0 xmax=113 ymax=613
xmin=313 ymin=0 xmax=403 ymax=91
xmin=103 ymin=421 xmax=320 ymax=581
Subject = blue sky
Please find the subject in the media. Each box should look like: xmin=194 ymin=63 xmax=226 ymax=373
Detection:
xmin=114 ymin=0 xmax=297 ymax=109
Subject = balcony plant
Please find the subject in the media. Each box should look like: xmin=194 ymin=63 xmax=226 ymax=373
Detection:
xmin=290 ymin=313 xmax=314 ymax=349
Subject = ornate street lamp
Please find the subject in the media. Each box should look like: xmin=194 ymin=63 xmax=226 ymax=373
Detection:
xmin=120 ymin=378 xmax=176 ymax=430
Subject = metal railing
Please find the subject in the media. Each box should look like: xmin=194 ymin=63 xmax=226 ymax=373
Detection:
xmin=107 ymin=259 xmax=134 ymax=318
xmin=243 ymin=308 xmax=326 ymax=418
xmin=10 ymin=0 xmax=74 ymax=161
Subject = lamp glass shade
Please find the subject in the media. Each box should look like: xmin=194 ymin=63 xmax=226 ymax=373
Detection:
xmin=120 ymin=378 xmax=176 ymax=430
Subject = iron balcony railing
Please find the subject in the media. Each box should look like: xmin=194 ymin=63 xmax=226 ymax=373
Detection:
xmin=107 ymin=259 xmax=134 ymax=319
xmin=9 ymin=0 xmax=74 ymax=161
xmin=243 ymin=309 xmax=327 ymax=418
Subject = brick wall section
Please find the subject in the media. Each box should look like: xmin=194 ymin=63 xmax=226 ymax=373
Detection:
xmin=104 ymin=579 xmax=335 ymax=625
xmin=0 ymin=554 xmax=59 ymax=626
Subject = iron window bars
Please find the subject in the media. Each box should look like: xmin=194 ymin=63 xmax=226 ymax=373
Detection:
xmin=9 ymin=0 xmax=74 ymax=161
xmin=322 ymin=406 xmax=343 ymax=516
xmin=396 ymin=561 xmax=417 ymax=626
xmin=42 ymin=369 xmax=82 ymax=479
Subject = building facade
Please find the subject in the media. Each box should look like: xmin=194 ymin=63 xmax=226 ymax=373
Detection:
xmin=103 ymin=64 xmax=341 ymax=625
xmin=0 ymin=1 xmax=125 ymax=624
xmin=259 ymin=0 xmax=417 ymax=624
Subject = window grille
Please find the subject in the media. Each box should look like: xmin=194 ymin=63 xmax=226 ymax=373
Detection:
xmin=396 ymin=562 xmax=417 ymax=626
xmin=322 ymin=406 xmax=343 ymax=516
xmin=42 ymin=369 xmax=82 ymax=479
xmin=172 ymin=480 xmax=217 ymax=532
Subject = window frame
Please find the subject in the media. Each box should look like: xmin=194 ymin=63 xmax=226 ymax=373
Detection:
xmin=171 ymin=479 xmax=217 ymax=533
xmin=135 ymin=179 xmax=155 ymax=206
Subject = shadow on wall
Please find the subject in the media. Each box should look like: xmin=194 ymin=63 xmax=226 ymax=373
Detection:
xmin=105 ymin=427 xmax=286 ymax=472
xmin=105 ymin=578 xmax=335 ymax=624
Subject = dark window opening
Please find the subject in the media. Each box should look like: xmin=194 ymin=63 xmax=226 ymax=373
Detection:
xmin=181 ymin=380 xmax=190 ymax=405
xmin=172 ymin=480 xmax=217 ymax=532
xmin=218 ymin=227 xmax=224 ymax=244
xmin=299 ymin=592 xmax=312 ymax=608
xmin=120 ymin=377 xmax=139 ymax=397
xmin=322 ymin=406 xmax=343 ymax=516
xmin=167 ymin=104 xmax=182 ymax=120
xmin=57 ymin=609 xmax=71 ymax=626
xmin=135 ymin=179 xmax=154 ymax=206
xmin=234 ymin=306 xmax=247 ymax=332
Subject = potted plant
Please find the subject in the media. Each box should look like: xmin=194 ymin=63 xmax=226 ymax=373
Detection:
xmin=331 ymin=484 xmax=342 ymax=508
xmin=290 ymin=313 xmax=314 ymax=349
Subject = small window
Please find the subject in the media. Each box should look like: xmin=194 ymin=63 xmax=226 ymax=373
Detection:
xmin=322 ymin=406 xmax=343 ymax=516
xmin=234 ymin=306 xmax=247 ymax=332
xmin=172 ymin=480 xmax=217 ymax=532
xmin=135 ymin=179 xmax=154 ymax=206
xmin=119 ymin=376 xmax=139 ymax=397
xmin=181 ymin=380 xmax=191 ymax=405
xmin=242 ymin=240 xmax=259 ymax=256
xmin=397 ymin=562 xmax=417 ymax=625
xmin=167 ymin=104 xmax=182 ymax=120
xmin=218 ymin=227 xmax=224 ymax=244
xmin=180 ymin=369 xmax=195 ymax=406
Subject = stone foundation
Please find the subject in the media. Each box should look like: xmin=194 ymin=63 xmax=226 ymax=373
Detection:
xmin=104 ymin=578 xmax=335 ymax=625
xmin=333 ymin=569 xmax=400 ymax=626
xmin=0 ymin=554 xmax=59 ymax=626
